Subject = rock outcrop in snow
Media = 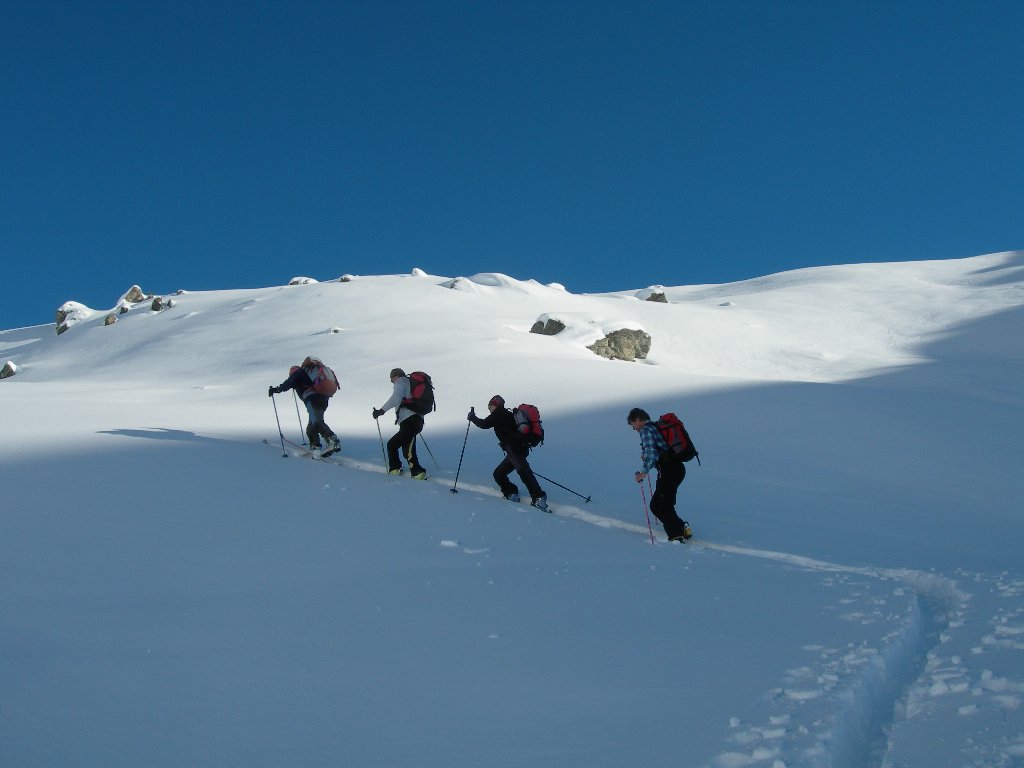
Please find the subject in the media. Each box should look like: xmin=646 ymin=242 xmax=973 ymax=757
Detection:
xmin=0 ymin=360 xmax=16 ymax=379
xmin=54 ymin=284 xmax=170 ymax=334
xmin=529 ymin=318 xmax=566 ymax=336
xmin=586 ymin=328 xmax=652 ymax=361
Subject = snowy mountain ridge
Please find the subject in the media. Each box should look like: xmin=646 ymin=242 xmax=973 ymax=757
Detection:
xmin=6 ymin=250 xmax=1022 ymax=388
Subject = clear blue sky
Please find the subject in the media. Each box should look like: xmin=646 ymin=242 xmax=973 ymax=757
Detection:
xmin=2 ymin=0 xmax=1022 ymax=330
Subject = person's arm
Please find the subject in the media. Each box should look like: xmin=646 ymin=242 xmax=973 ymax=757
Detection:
xmin=274 ymin=368 xmax=304 ymax=394
xmin=638 ymin=424 xmax=662 ymax=475
xmin=379 ymin=377 xmax=410 ymax=413
xmin=468 ymin=408 xmax=494 ymax=428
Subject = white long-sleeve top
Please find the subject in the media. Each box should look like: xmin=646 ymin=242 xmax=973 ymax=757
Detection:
xmin=379 ymin=376 xmax=416 ymax=423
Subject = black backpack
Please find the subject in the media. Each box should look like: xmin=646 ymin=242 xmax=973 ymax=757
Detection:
xmin=402 ymin=371 xmax=436 ymax=415
xmin=656 ymin=412 xmax=699 ymax=464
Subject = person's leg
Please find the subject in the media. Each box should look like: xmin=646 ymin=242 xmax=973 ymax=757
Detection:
xmin=311 ymin=402 xmax=335 ymax=442
xmin=493 ymin=454 xmax=520 ymax=499
xmin=508 ymin=450 xmax=544 ymax=502
xmin=304 ymin=401 xmax=323 ymax=448
xmin=386 ymin=431 xmax=403 ymax=471
xmin=651 ymin=460 xmax=686 ymax=538
xmin=400 ymin=415 xmax=425 ymax=475
xmin=318 ymin=401 xmax=337 ymax=443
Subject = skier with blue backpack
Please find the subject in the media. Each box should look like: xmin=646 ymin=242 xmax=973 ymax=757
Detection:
xmin=269 ymin=357 xmax=341 ymax=457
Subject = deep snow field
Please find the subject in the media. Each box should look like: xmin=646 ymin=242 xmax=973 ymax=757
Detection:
xmin=2 ymin=252 xmax=1022 ymax=767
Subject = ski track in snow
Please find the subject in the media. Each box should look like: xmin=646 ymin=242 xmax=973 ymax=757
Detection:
xmin=268 ymin=437 xmax=1022 ymax=768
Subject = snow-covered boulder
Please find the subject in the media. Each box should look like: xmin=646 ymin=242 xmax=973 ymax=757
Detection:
xmin=113 ymin=285 xmax=152 ymax=314
xmin=0 ymin=360 xmax=16 ymax=379
xmin=55 ymin=301 xmax=94 ymax=335
xmin=443 ymin=277 xmax=476 ymax=292
xmin=104 ymin=314 xmax=117 ymax=326
xmin=636 ymin=285 xmax=668 ymax=303
xmin=121 ymin=285 xmax=146 ymax=304
xmin=288 ymin=277 xmax=318 ymax=285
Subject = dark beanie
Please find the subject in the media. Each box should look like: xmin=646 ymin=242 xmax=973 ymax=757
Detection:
xmin=390 ymin=368 xmax=406 ymax=379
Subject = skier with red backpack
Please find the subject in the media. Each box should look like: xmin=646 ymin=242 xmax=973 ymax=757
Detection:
xmin=372 ymin=368 xmax=433 ymax=479
xmin=269 ymin=357 xmax=341 ymax=457
xmin=468 ymin=396 xmax=548 ymax=511
xmin=627 ymin=407 xmax=695 ymax=541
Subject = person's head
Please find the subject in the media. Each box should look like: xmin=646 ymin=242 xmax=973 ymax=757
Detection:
xmin=389 ymin=368 xmax=406 ymax=382
xmin=627 ymin=407 xmax=650 ymax=430
xmin=487 ymin=395 xmax=505 ymax=411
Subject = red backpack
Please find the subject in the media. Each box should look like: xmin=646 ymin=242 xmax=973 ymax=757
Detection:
xmin=305 ymin=359 xmax=339 ymax=397
xmin=513 ymin=404 xmax=544 ymax=447
xmin=656 ymin=412 xmax=699 ymax=463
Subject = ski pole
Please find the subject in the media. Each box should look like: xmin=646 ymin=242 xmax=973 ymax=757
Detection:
xmin=419 ymin=434 xmax=441 ymax=470
xmin=374 ymin=415 xmax=389 ymax=473
xmin=450 ymin=420 xmax=471 ymax=493
xmin=639 ymin=484 xmax=655 ymax=544
xmin=292 ymin=390 xmax=307 ymax=445
xmin=270 ymin=393 xmax=287 ymax=457
xmin=532 ymin=471 xmax=591 ymax=503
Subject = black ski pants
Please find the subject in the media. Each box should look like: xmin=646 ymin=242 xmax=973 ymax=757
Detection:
xmin=650 ymin=456 xmax=687 ymax=538
xmin=387 ymin=414 xmax=425 ymax=474
xmin=494 ymin=446 xmax=544 ymax=501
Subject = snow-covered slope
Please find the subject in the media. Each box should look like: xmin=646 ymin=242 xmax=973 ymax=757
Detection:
xmin=2 ymin=252 xmax=1022 ymax=767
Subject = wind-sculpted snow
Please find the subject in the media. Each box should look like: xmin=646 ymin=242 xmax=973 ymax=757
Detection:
xmin=442 ymin=271 xmax=568 ymax=295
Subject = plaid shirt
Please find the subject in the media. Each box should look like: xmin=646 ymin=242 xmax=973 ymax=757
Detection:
xmin=638 ymin=422 xmax=668 ymax=474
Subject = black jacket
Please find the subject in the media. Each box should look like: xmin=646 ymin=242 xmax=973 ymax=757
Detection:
xmin=470 ymin=407 xmax=527 ymax=453
xmin=278 ymin=367 xmax=329 ymax=410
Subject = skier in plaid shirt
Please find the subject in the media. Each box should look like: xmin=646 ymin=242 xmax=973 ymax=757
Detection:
xmin=628 ymin=407 xmax=692 ymax=541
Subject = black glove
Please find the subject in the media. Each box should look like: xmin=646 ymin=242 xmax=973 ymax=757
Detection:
xmin=268 ymin=386 xmax=277 ymax=397
xmin=467 ymin=407 xmax=475 ymax=421
xmin=372 ymin=408 xmax=385 ymax=419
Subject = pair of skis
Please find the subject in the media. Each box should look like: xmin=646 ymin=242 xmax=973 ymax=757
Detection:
xmin=266 ymin=436 xmax=341 ymax=462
